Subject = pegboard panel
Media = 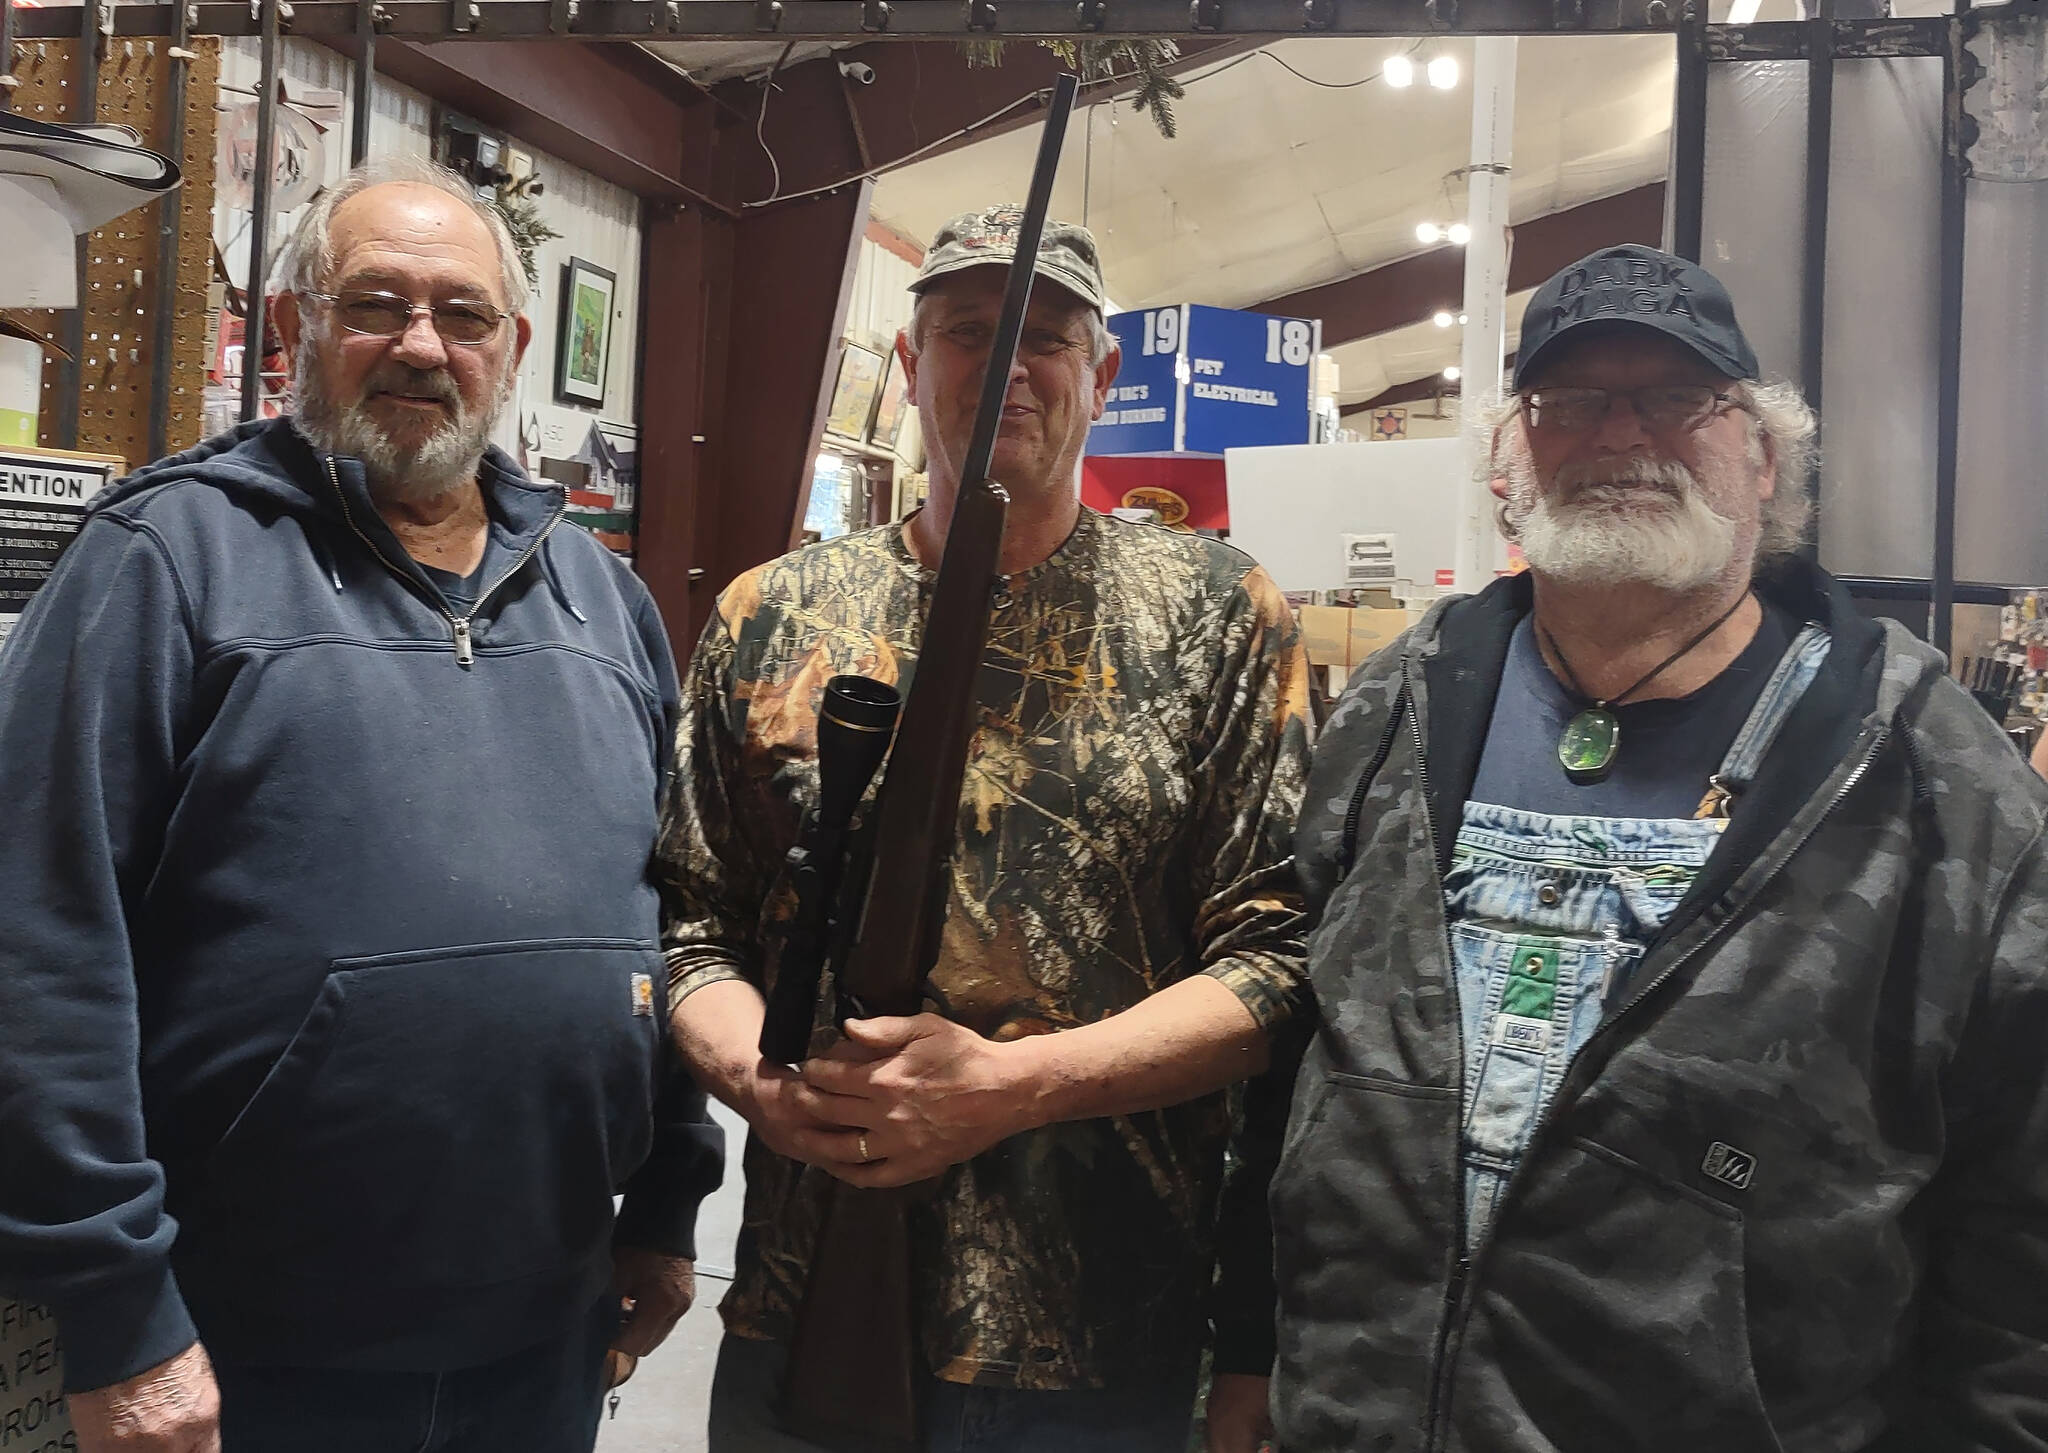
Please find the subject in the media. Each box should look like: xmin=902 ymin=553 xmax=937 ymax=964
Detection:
xmin=9 ymin=35 xmax=220 ymax=470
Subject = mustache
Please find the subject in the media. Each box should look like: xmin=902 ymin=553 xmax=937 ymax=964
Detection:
xmin=360 ymin=363 xmax=461 ymax=409
xmin=1551 ymin=455 xmax=1697 ymax=503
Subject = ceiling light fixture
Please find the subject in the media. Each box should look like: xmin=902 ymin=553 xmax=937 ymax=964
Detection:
xmin=1384 ymin=54 xmax=1416 ymax=88
xmin=1415 ymin=221 xmax=1443 ymax=245
xmin=1428 ymin=55 xmax=1460 ymax=89
xmin=1447 ymin=222 xmax=1471 ymax=246
xmin=1443 ymin=366 xmax=1463 ymax=382
xmin=1433 ymin=310 xmax=1455 ymax=329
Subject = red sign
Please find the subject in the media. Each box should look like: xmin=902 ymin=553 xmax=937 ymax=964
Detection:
xmin=1435 ymin=568 xmax=1457 ymax=587
xmin=1080 ymin=456 xmax=1229 ymax=531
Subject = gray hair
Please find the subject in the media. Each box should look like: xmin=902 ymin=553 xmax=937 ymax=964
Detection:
xmin=905 ymin=288 xmax=1117 ymax=368
xmin=272 ymin=155 xmax=529 ymax=316
xmin=1474 ymin=376 xmax=1817 ymax=568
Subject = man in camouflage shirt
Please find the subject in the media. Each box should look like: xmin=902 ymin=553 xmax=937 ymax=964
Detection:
xmin=1270 ymin=246 xmax=2048 ymax=1449
xmin=656 ymin=206 xmax=1312 ymax=1451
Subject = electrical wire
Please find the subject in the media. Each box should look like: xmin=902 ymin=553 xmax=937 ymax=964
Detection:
xmin=754 ymin=41 xmax=797 ymax=205
xmin=742 ymin=88 xmax=1047 ymax=208
xmin=1262 ymin=48 xmax=1406 ymax=87
xmin=1082 ymin=102 xmax=1094 ymax=225
xmin=1151 ymin=38 xmax=1423 ymax=93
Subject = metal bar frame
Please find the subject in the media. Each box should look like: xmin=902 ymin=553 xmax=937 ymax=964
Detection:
xmin=1692 ymin=6 xmax=1970 ymax=639
xmin=147 ymin=0 xmax=196 ymax=460
xmin=1 ymin=0 xmax=18 ymax=111
xmin=352 ymin=0 xmax=377 ymax=164
xmin=1838 ymin=576 xmax=2010 ymax=607
xmin=240 ymin=0 xmax=281 ymax=422
xmin=1670 ymin=9 xmax=1706 ymax=260
xmin=1798 ymin=0 xmax=1832 ymax=554
xmin=1931 ymin=9 xmax=1967 ymax=654
xmin=4 ymin=3 xmax=1969 ymax=44
xmin=9 ymin=0 xmax=1736 ymax=39
xmin=56 ymin=0 xmax=106 ymax=449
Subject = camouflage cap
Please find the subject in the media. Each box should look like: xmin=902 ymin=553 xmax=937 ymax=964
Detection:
xmin=910 ymin=204 xmax=1107 ymax=313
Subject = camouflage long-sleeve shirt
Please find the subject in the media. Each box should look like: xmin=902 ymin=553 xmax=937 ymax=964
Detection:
xmin=656 ymin=506 xmax=1312 ymax=1389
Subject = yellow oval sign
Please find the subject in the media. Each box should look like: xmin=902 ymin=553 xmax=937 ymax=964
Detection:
xmin=1120 ymin=486 xmax=1189 ymax=526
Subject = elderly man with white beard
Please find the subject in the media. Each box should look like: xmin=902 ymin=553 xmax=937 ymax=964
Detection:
xmin=1257 ymin=245 xmax=2048 ymax=1451
xmin=0 ymin=158 xmax=721 ymax=1453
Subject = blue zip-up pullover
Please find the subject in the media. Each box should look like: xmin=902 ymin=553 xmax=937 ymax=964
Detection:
xmin=0 ymin=418 xmax=722 ymax=1392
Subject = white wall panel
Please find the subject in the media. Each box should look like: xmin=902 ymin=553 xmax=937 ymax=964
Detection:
xmin=212 ymin=40 xmax=642 ymax=439
xmin=1819 ymin=57 xmax=1943 ymax=581
xmin=847 ymin=236 xmax=918 ymax=352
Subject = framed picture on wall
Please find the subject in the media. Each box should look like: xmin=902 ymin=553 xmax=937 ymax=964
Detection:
xmin=869 ymin=351 xmax=911 ymax=450
xmin=555 ymin=258 xmax=616 ymax=407
xmin=824 ymin=342 xmax=886 ymax=443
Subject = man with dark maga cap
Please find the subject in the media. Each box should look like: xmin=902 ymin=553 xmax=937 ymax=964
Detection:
xmin=1264 ymin=243 xmax=2048 ymax=1449
xmin=656 ymin=205 xmax=1314 ymax=1450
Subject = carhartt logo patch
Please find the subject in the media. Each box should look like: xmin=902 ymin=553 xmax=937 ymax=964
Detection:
xmin=1701 ymin=1141 xmax=1755 ymax=1190
xmin=1490 ymin=1013 xmax=1551 ymax=1054
xmin=631 ymin=973 xmax=655 ymax=1017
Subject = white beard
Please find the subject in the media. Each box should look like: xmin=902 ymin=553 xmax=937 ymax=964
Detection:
xmin=294 ymin=327 xmax=515 ymax=507
xmin=1506 ymin=454 xmax=1740 ymax=594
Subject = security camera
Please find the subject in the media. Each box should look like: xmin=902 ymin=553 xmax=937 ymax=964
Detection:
xmin=838 ymin=60 xmax=876 ymax=85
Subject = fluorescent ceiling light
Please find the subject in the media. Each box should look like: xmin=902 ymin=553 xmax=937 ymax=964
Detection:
xmin=1428 ymin=55 xmax=1460 ymax=89
xmin=1383 ymin=54 xmax=1415 ymax=88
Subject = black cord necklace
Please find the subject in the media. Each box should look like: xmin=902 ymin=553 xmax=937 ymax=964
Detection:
xmin=1539 ymin=592 xmax=1753 ymax=785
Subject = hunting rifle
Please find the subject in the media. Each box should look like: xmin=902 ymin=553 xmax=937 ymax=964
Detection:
xmin=755 ymin=71 xmax=1083 ymax=1453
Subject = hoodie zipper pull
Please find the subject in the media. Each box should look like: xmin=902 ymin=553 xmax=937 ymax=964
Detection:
xmin=451 ymin=616 xmax=475 ymax=667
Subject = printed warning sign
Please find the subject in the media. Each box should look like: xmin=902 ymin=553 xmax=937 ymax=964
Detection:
xmin=0 ymin=448 xmax=122 ymax=654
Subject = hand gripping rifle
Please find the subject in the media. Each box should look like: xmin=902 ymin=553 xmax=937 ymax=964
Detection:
xmin=753 ymin=72 xmax=1083 ymax=1453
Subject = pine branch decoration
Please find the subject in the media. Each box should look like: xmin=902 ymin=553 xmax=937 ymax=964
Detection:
xmin=489 ymin=182 xmax=562 ymax=291
xmin=960 ymin=38 xmax=1185 ymax=139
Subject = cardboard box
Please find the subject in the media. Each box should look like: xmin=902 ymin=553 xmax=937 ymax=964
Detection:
xmin=1298 ymin=605 xmax=1418 ymax=675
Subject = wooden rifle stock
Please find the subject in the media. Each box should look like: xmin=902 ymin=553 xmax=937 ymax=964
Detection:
xmin=775 ymin=72 xmax=1082 ymax=1452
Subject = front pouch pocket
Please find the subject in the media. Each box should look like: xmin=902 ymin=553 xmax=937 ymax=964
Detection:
xmin=205 ymin=937 xmax=662 ymax=1288
xmin=1468 ymin=1135 xmax=1785 ymax=1452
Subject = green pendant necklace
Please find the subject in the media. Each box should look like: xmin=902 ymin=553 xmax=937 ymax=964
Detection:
xmin=1540 ymin=592 xmax=1752 ymax=785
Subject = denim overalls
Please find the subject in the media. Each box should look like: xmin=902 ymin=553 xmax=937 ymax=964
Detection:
xmin=1447 ymin=625 xmax=1830 ymax=1244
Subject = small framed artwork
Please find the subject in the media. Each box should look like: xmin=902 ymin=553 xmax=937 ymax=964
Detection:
xmin=869 ymin=351 xmax=911 ymax=450
xmin=555 ymin=258 xmax=616 ymax=407
xmin=824 ymin=342 xmax=886 ymax=442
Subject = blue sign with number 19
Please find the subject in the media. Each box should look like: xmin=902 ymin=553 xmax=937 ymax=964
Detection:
xmin=1087 ymin=303 xmax=1315 ymax=458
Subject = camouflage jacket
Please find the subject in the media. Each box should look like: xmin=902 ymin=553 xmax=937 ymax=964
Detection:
xmin=1272 ymin=561 xmax=2048 ymax=1452
xmin=657 ymin=507 xmax=1312 ymax=1389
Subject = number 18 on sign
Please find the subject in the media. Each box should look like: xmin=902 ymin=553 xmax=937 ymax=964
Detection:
xmin=1089 ymin=304 xmax=1317 ymax=458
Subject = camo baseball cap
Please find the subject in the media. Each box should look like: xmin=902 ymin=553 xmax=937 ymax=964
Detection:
xmin=910 ymin=204 xmax=1107 ymax=313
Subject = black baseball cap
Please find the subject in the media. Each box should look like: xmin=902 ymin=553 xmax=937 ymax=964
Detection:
xmin=1514 ymin=244 xmax=1759 ymax=390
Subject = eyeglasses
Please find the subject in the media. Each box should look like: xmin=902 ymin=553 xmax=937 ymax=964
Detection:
xmin=938 ymin=320 xmax=1089 ymax=359
xmin=300 ymin=289 xmax=510 ymax=347
xmin=1521 ymin=385 xmax=1749 ymax=435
